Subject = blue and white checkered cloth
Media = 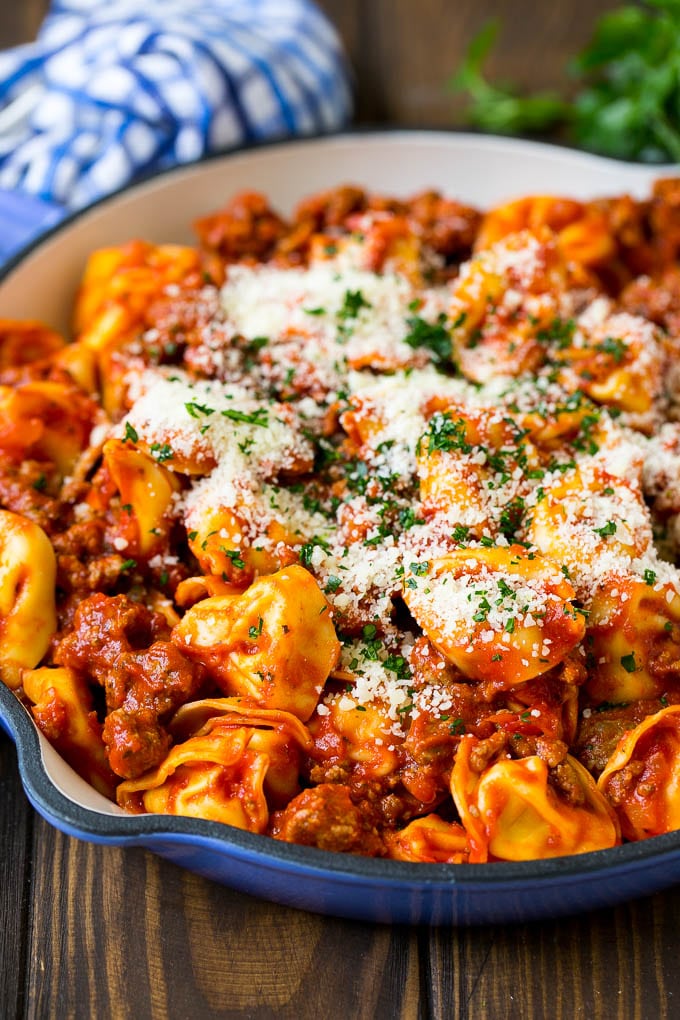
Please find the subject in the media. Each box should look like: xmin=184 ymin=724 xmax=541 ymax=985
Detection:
xmin=0 ymin=0 xmax=352 ymax=261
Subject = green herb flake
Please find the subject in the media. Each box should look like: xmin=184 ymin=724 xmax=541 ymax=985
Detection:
xmin=225 ymin=549 xmax=246 ymax=570
xmin=249 ymin=617 xmax=264 ymax=640
xmin=185 ymin=400 xmax=215 ymax=418
xmin=222 ymin=407 xmax=269 ymax=427
xmin=124 ymin=421 xmax=139 ymax=444
xmin=403 ymin=312 xmax=453 ymax=364
xmin=595 ymin=336 xmax=627 ymax=364
xmin=149 ymin=442 xmax=174 ymax=463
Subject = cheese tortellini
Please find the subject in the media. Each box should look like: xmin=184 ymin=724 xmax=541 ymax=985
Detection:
xmin=452 ymin=735 xmax=620 ymax=862
xmin=403 ymin=547 xmax=585 ymax=689
xmin=7 ymin=179 xmax=680 ymax=869
xmin=172 ymin=565 xmax=340 ymax=720
xmin=0 ymin=511 xmax=56 ymax=689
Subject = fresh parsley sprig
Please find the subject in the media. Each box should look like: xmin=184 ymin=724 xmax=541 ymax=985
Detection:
xmin=450 ymin=3 xmax=680 ymax=163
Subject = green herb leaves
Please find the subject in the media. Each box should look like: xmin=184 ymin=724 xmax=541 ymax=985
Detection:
xmin=451 ymin=4 xmax=680 ymax=163
xmin=450 ymin=19 xmax=567 ymax=136
xmin=403 ymin=313 xmax=454 ymax=364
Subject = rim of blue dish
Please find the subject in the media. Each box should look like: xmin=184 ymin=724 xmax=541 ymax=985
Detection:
xmin=3 ymin=126 xmax=680 ymax=887
xmin=1 ymin=124 xmax=673 ymax=277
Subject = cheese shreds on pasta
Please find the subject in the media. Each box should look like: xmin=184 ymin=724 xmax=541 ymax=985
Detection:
xmin=11 ymin=181 xmax=680 ymax=864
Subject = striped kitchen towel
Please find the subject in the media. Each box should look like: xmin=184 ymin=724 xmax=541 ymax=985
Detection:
xmin=0 ymin=0 xmax=353 ymax=261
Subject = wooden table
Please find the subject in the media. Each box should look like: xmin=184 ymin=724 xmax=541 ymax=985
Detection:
xmin=2 ymin=2 xmax=679 ymax=1017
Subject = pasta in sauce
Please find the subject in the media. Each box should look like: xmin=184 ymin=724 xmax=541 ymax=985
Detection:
xmin=6 ymin=181 xmax=680 ymax=864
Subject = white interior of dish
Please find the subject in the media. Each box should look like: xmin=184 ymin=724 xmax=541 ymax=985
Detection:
xmin=39 ymin=734 xmax=127 ymax=814
xmin=0 ymin=131 xmax=673 ymax=815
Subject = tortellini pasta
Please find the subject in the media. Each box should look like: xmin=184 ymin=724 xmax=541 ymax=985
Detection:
xmin=0 ymin=511 xmax=56 ymax=689
xmin=6 ymin=179 xmax=680 ymax=868
xmin=23 ymin=666 xmax=116 ymax=798
xmin=586 ymin=576 xmax=680 ymax=705
xmin=172 ymin=566 xmax=340 ymax=720
xmin=403 ymin=547 xmax=585 ymax=689
xmin=384 ymin=815 xmax=470 ymax=864
xmin=117 ymin=716 xmax=298 ymax=831
xmin=452 ymin=735 xmax=620 ymax=862
xmin=597 ymin=706 xmax=680 ymax=840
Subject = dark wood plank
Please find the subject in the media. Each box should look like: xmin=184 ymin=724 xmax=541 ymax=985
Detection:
xmin=23 ymin=819 xmax=423 ymax=1020
xmin=317 ymin=0 xmax=620 ymax=125
xmin=425 ymin=892 xmax=680 ymax=1019
xmin=0 ymin=736 xmax=32 ymax=1020
xmin=0 ymin=0 xmax=47 ymax=47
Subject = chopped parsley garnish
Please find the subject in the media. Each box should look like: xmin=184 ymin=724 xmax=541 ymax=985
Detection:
xmin=383 ymin=654 xmax=411 ymax=680
xmin=644 ymin=569 xmax=657 ymax=586
xmin=536 ymin=316 xmax=576 ymax=349
xmin=246 ymin=336 xmax=269 ymax=353
xmin=403 ymin=312 xmax=453 ymax=364
xmin=150 ymin=442 xmax=174 ymax=463
xmin=419 ymin=412 xmax=472 ymax=455
xmin=338 ymin=289 xmax=372 ymax=322
xmin=399 ymin=507 xmax=425 ymax=530
xmin=594 ymin=521 xmax=617 ymax=538
xmin=124 ymin=422 xmax=139 ymax=443
xmin=225 ymin=549 xmax=246 ymax=570
xmin=595 ymin=336 xmax=627 ymax=363
xmin=498 ymin=497 xmax=527 ymax=543
xmin=185 ymin=400 xmax=215 ymax=418
xmin=620 ymin=653 xmax=638 ymax=673
xmin=572 ymin=412 xmax=602 ymax=455
xmin=249 ymin=617 xmax=264 ymax=639
xmin=595 ymin=701 xmax=631 ymax=713
xmin=222 ymin=407 xmax=269 ymax=427
xmin=299 ymin=536 xmax=332 ymax=567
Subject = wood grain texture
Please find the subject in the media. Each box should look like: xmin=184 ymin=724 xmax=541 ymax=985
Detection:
xmin=317 ymin=0 xmax=620 ymax=125
xmin=0 ymin=735 xmax=33 ymax=1020
xmin=6 ymin=788 xmax=680 ymax=1020
xmin=21 ymin=815 xmax=422 ymax=1020
xmin=425 ymin=894 xmax=680 ymax=1019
